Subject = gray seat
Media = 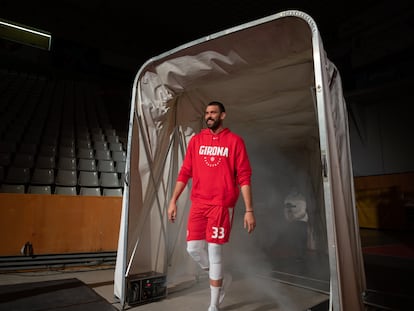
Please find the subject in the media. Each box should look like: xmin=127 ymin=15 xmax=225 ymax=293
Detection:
xmin=23 ymin=131 xmax=41 ymax=144
xmin=94 ymin=141 xmax=108 ymax=150
xmin=4 ymin=130 xmax=23 ymax=144
xmin=58 ymin=157 xmax=77 ymax=170
xmin=0 ymin=141 xmax=17 ymax=153
xmin=5 ymin=167 xmax=30 ymax=184
xmin=106 ymin=135 xmax=119 ymax=144
xmin=55 ymin=169 xmax=77 ymax=186
xmin=0 ymin=184 xmax=25 ymax=194
xmin=119 ymin=173 xmax=126 ymax=187
xmin=77 ymin=140 xmax=92 ymax=149
xmin=54 ymin=186 xmax=77 ymax=196
xmin=116 ymin=161 xmax=126 ymax=174
xmin=112 ymin=151 xmax=126 ymax=162
xmin=76 ymin=130 xmax=90 ymax=140
xmin=59 ymin=146 xmax=75 ymax=158
xmin=0 ymin=165 xmax=4 ymax=183
xmin=28 ymin=185 xmax=52 ymax=194
xmin=13 ymin=154 xmax=35 ymax=168
xmin=60 ymin=137 xmax=76 ymax=148
xmin=79 ymin=187 xmax=101 ymax=196
xmin=103 ymin=188 xmax=123 ymax=197
xmin=95 ymin=149 xmax=111 ymax=161
xmin=0 ymin=153 xmax=11 ymax=166
xmin=109 ymin=142 xmax=123 ymax=152
xmin=42 ymin=135 xmax=58 ymax=146
xmin=92 ymin=133 xmax=105 ymax=142
xmin=91 ymin=127 xmax=103 ymax=135
xmin=19 ymin=142 xmax=37 ymax=155
xmin=39 ymin=144 xmax=57 ymax=156
xmin=78 ymin=158 xmax=97 ymax=171
xmin=31 ymin=168 xmax=55 ymax=185
xmin=104 ymin=128 xmax=117 ymax=137
xmin=36 ymin=155 xmax=56 ymax=169
xmin=97 ymin=160 xmax=115 ymax=172
xmin=77 ymin=148 xmax=94 ymax=159
xmin=78 ymin=171 xmax=99 ymax=187
xmin=100 ymin=172 xmax=120 ymax=188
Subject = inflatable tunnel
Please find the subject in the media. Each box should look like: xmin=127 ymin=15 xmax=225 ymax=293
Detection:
xmin=114 ymin=10 xmax=366 ymax=310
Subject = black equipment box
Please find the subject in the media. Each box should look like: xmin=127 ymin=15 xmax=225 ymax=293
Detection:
xmin=126 ymin=271 xmax=167 ymax=306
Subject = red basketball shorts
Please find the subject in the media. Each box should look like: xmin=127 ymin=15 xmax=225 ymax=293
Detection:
xmin=187 ymin=203 xmax=234 ymax=244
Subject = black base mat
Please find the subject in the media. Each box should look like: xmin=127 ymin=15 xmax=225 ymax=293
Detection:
xmin=0 ymin=278 xmax=116 ymax=311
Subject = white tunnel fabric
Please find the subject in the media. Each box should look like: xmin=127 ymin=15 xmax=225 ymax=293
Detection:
xmin=114 ymin=10 xmax=366 ymax=311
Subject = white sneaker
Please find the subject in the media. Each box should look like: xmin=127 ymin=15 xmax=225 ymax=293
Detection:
xmin=219 ymin=273 xmax=232 ymax=305
xmin=208 ymin=305 xmax=220 ymax=311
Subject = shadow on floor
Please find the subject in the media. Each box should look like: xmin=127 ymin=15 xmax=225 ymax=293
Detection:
xmin=361 ymin=228 xmax=414 ymax=310
xmin=264 ymin=228 xmax=414 ymax=310
xmin=0 ymin=278 xmax=116 ymax=311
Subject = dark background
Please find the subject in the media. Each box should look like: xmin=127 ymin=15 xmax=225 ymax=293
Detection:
xmin=2 ymin=0 xmax=412 ymax=91
xmin=1 ymin=3 xmax=414 ymax=309
xmin=1 ymin=0 xmax=414 ymax=156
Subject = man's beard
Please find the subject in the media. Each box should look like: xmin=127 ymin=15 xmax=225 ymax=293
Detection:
xmin=206 ymin=118 xmax=221 ymax=131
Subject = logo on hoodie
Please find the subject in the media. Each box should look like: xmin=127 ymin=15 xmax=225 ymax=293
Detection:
xmin=199 ymin=145 xmax=229 ymax=167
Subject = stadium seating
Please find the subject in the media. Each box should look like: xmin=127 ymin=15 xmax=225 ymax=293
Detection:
xmin=35 ymin=155 xmax=56 ymax=169
xmin=116 ymin=161 xmax=126 ymax=174
xmin=31 ymin=168 xmax=55 ymax=185
xmin=103 ymin=188 xmax=123 ymax=196
xmin=78 ymin=158 xmax=97 ymax=172
xmin=13 ymin=154 xmax=35 ymax=168
xmin=0 ymin=184 xmax=25 ymax=193
xmin=112 ymin=151 xmax=126 ymax=162
xmin=0 ymin=71 xmax=127 ymax=195
xmin=0 ymin=153 xmax=11 ymax=167
xmin=54 ymin=186 xmax=77 ymax=196
xmin=77 ymin=148 xmax=95 ymax=159
xmin=28 ymin=185 xmax=52 ymax=194
xmin=100 ymin=172 xmax=120 ymax=188
xmin=58 ymin=157 xmax=77 ymax=170
xmin=59 ymin=146 xmax=76 ymax=158
xmin=78 ymin=171 xmax=100 ymax=187
xmin=55 ymin=169 xmax=78 ymax=187
xmin=94 ymin=141 xmax=108 ymax=150
xmin=95 ymin=149 xmax=111 ymax=161
xmin=4 ymin=167 xmax=30 ymax=184
xmin=80 ymin=187 xmax=101 ymax=196
xmin=97 ymin=160 xmax=115 ymax=172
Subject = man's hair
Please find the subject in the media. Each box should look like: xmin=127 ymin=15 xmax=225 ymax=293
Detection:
xmin=207 ymin=101 xmax=226 ymax=113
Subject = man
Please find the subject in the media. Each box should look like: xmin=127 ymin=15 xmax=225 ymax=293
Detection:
xmin=284 ymin=186 xmax=308 ymax=261
xmin=168 ymin=101 xmax=256 ymax=311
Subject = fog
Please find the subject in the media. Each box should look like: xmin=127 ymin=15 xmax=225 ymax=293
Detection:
xmin=223 ymin=138 xmax=330 ymax=295
xmin=163 ymin=122 xmax=330 ymax=305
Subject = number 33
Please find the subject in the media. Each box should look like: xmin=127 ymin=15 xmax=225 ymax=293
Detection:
xmin=211 ymin=226 xmax=225 ymax=239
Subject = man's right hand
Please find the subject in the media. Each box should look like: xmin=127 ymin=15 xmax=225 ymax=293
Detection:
xmin=168 ymin=201 xmax=177 ymax=223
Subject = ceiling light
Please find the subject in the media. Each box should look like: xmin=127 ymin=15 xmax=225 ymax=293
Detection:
xmin=0 ymin=18 xmax=51 ymax=51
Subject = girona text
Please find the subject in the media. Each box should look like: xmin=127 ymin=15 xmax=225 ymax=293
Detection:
xmin=198 ymin=146 xmax=229 ymax=157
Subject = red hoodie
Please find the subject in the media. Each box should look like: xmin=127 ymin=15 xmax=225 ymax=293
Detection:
xmin=177 ymin=128 xmax=252 ymax=207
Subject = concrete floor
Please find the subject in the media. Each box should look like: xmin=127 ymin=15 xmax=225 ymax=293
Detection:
xmin=0 ymin=266 xmax=329 ymax=311
xmin=2 ymin=228 xmax=413 ymax=310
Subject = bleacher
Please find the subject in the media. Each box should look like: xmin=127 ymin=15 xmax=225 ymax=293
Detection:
xmin=0 ymin=69 xmax=127 ymax=197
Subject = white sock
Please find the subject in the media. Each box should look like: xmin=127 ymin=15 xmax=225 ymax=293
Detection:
xmin=210 ymin=285 xmax=220 ymax=306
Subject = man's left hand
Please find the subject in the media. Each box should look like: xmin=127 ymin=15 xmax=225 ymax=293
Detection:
xmin=244 ymin=212 xmax=256 ymax=233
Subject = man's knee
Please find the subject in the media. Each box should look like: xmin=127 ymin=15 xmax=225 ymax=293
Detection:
xmin=187 ymin=240 xmax=203 ymax=259
xmin=187 ymin=240 xmax=209 ymax=269
xmin=208 ymin=243 xmax=223 ymax=280
xmin=208 ymin=243 xmax=222 ymax=264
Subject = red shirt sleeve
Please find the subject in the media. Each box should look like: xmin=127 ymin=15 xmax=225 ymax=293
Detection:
xmin=235 ymin=137 xmax=252 ymax=186
xmin=177 ymin=136 xmax=194 ymax=184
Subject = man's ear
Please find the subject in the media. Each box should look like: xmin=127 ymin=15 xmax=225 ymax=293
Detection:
xmin=220 ymin=112 xmax=226 ymax=120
